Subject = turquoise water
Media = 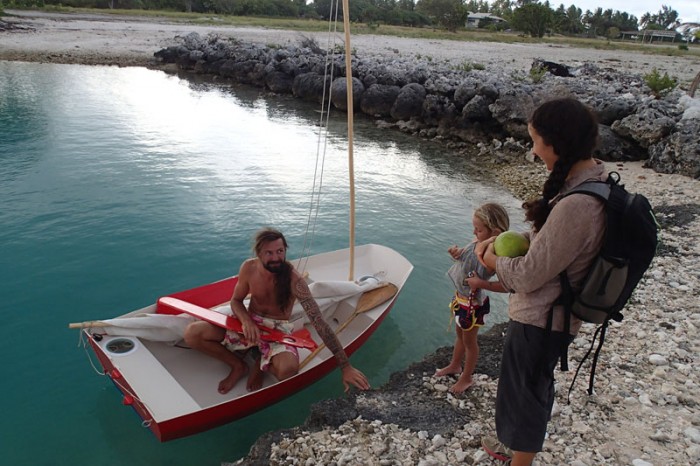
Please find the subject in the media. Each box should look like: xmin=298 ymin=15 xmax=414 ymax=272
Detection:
xmin=0 ymin=61 xmax=525 ymax=465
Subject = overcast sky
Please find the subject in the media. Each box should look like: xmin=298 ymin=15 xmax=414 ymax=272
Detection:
xmin=560 ymin=1 xmax=700 ymax=23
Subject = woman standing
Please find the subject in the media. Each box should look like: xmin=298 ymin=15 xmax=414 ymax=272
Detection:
xmin=478 ymin=97 xmax=607 ymax=466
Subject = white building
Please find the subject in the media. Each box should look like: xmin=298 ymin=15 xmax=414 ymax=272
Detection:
xmin=466 ymin=12 xmax=506 ymax=28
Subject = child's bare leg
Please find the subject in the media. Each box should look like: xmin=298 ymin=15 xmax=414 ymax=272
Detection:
xmin=450 ymin=327 xmax=479 ymax=394
xmin=435 ymin=326 xmax=464 ymax=376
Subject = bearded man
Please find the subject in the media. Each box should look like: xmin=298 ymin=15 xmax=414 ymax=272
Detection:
xmin=184 ymin=227 xmax=370 ymax=394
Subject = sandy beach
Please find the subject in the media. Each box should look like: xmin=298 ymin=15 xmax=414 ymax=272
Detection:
xmin=2 ymin=9 xmax=700 ymax=83
xmin=3 ymin=10 xmax=699 ymax=465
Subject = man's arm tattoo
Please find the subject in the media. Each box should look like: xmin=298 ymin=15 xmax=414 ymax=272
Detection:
xmin=294 ymin=279 xmax=349 ymax=368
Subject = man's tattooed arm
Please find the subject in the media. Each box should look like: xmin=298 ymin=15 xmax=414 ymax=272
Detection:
xmin=294 ymin=278 xmax=350 ymax=369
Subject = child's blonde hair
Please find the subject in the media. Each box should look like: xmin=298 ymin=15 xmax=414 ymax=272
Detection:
xmin=474 ymin=203 xmax=510 ymax=234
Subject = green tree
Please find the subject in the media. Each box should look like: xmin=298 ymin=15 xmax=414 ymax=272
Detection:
xmin=511 ymin=2 xmax=552 ymax=38
xmin=582 ymin=7 xmax=639 ymax=36
xmin=553 ymin=4 xmax=583 ymax=35
xmin=464 ymin=0 xmax=489 ymax=13
xmin=607 ymin=26 xmax=620 ymax=39
xmin=416 ymin=0 xmax=467 ymax=31
xmin=583 ymin=7 xmax=604 ymax=36
xmin=611 ymin=11 xmax=639 ymax=31
xmin=640 ymin=4 xmax=680 ymax=30
xmin=490 ymin=0 xmax=514 ymax=20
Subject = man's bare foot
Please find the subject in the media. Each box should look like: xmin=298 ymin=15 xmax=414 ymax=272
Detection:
xmin=246 ymin=362 xmax=264 ymax=392
xmin=449 ymin=378 xmax=474 ymax=394
xmin=218 ymin=364 xmax=248 ymax=394
xmin=435 ymin=363 xmax=462 ymax=377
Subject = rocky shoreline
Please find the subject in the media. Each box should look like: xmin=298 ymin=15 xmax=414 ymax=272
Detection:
xmin=2 ymin=11 xmax=699 ymax=465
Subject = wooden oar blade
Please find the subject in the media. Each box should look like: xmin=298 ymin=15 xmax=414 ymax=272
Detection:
xmin=355 ymin=283 xmax=398 ymax=314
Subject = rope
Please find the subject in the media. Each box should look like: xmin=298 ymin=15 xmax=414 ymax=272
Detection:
xmin=79 ymin=330 xmax=109 ymax=376
xmin=79 ymin=330 xmax=155 ymax=428
xmin=296 ymin=0 xmax=342 ymax=276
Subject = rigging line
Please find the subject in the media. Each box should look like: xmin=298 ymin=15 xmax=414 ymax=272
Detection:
xmin=80 ymin=331 xmax=111 ymax=376
xmin=297 ymin=0 xmax=342 ymax=275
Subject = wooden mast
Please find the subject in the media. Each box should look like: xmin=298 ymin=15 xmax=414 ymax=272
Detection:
xmin=341 ymin=0 xmax=355 ymax=281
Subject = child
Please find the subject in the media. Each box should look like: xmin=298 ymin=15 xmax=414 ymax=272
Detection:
xmin=436 ymin=203 xmax=509 ymax=394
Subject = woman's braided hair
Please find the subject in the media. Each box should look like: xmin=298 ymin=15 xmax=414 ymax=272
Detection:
xmin=523 ymin=98 xmax=599 ymax=231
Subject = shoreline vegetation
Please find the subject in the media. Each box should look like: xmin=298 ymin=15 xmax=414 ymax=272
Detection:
xmin=3 ymin=9 xmax=699 ymax=465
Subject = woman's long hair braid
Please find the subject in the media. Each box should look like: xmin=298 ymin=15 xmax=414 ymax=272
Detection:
xmin=523 ymin=98 xmax=598 ymax=231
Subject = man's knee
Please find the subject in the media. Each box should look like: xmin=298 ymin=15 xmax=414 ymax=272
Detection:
xmin=275 ymin=365 xmax=299 ymax=381
xmin=184 ymin=321 xmax=219 ymax=347
xmin=271 ymin=354 xmax=299 ymax=380
xmin=183 ymin=323 xmax=200 ymax=347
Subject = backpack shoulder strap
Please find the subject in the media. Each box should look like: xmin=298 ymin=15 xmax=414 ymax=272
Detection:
xmin=563 ymin=171 xmax=621 ymax=202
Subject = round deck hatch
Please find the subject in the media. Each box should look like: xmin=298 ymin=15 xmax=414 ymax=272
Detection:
xmin=104 ymin=337 xmax=138 ymax=356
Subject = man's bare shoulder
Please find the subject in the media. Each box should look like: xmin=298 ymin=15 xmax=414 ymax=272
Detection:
xmin=239 ymin=258 xmax=259 ymax=273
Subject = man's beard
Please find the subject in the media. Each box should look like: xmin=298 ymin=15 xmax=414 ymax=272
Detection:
xmin=263 ymin=260 xmax=286 ymax=274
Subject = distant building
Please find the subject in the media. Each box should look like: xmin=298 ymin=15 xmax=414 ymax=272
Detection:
xmin=466 ymin=12 xmax=505 ymax=29
xmin=620 ymin=29 xmax=678 ymax=43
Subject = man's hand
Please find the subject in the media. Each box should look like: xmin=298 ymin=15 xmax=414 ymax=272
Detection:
xmin=240 ymin=317 xmax=260 ymax=344
xmin=341 ymin=365 xmax=370 ymax=392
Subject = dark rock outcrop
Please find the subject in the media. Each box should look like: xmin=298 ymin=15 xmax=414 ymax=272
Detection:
xmin=391 ymin=83 xmax=426 ymax=120
xmin=648 ymin=118 xmax=700 ymax=178
xmin=361 ymin=84 xmax=401 ymax=117
xmin=330 ymin=77 xmax=365 ymax=111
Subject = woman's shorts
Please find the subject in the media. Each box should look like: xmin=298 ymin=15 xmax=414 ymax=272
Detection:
xmin=495 ymin=320 xmax=574 ymax=452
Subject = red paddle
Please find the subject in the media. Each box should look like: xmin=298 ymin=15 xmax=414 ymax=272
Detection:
xmin=158 ymin=296 xmax=318 ymax=350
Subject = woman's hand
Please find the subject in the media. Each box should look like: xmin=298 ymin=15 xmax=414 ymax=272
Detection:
xmin=475 ymin=237 xmax=498 ymax=271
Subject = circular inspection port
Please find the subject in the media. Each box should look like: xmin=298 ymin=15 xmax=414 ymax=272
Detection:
xmin=104 ymin=337 xmax=139 ymax=356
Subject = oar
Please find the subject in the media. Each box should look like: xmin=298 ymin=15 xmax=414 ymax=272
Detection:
xmin=158 ymin=296 xmax=318 ymax=350
xmin=298 ymin=282 xmax=398 ymax=370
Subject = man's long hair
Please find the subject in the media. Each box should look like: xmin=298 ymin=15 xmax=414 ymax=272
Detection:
xmin=253 ymin=227 xmax=293 ymax=311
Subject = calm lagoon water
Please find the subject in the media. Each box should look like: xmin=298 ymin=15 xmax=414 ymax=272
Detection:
xmin=0 ymin=61 xmax=525 ymax=465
